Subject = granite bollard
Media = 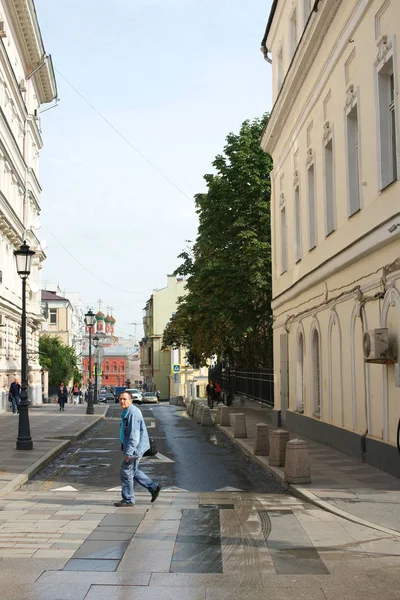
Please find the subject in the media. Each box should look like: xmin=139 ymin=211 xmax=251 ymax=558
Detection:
xmin=254 ymin=423 xmax=270 ymax=456
xmin=269 ymin=429 xmax=289 ymax=467
xmin=214 ymin=405 xmax=223 ymax=425
xmin=201 ymin=406 xmax=214 ymax=426
xmin=234 ymin=413 xmax=247 ymax=438
xmin=197 ymin=403 xmax=205 ymax=424
xmin=284 ymin=439 xmax=311 ymax=483
xmin=219 ymin=405 xmax=231 ymax=426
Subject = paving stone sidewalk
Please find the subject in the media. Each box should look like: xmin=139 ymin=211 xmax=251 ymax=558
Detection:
xmin=1 ymin=489 xmax=400 ymax=600
xmin=211 ymin=404 xmax=400 ymax=536
xmin=0 ymin=404 xmax=108 ymax=497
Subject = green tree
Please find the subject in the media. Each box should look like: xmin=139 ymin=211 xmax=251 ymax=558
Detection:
xmin=39 ymin=335 xmax=80 ymax=387
xmin=162 ymin=115 xmax=273 ymax=368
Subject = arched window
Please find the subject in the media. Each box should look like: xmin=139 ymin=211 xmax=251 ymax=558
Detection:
xmin=105 ymin=362 xmax=110 ymax=372
xmin=120 ymin=362 xmax=124 ymax=372
xmin=113 ymin=362 xmax=117 ymax=372
xmin=311 ymin=328 xmax=321 ymax=415
xmin=296 ymin=332 xmax=304 ymax=411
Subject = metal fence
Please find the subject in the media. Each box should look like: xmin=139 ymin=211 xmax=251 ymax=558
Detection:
xmin=209 ymin=365 xmax=274 ymax=406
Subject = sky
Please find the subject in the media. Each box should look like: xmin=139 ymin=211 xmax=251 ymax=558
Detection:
xmin=35 ymin=0 xmax=273 ymax=340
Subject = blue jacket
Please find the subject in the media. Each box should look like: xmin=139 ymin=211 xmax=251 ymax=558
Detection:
xmin=121 ymin=404 xmax=150 ymax=458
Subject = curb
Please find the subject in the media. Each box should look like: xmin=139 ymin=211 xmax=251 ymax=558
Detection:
xmin=216 ymin=423 xmax=400 ymax=539
xmin=0 ymin=440 xmax=70 ymax=498
xmin=48 ymin=412 xmax=107 ymax=442
xmin=0 ymin=411 xmax=108 ymax=498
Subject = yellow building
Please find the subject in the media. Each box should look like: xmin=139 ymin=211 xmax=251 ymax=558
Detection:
xmin=140 ymin=275 xmax=208 ymax=401
xmin=261 ymin=0 xmax=400 ymax=475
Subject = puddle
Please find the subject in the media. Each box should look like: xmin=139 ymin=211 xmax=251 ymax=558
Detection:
xmin=77 ymin=449 xmax=113 ymax=453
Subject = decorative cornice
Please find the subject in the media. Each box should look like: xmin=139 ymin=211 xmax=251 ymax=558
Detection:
xmin=345 ymin=83 xmax=357 ymax=111
xmin=293 ymin=170 xmax=299 ymax=188
xmin=323 ymin=120 xmax=332 ymax=144
xmin=279 ymin=192 xmax=285 ymax=209
xmin=375 ymin=34 xmax=392 ymax=66
xmin=306 ymin=147 xmax=314 ymax=167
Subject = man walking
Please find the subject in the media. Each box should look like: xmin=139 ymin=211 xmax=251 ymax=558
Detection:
xmin=115 ymin=391 xmax=161 ymax=507
xmin=9 ymin=376 xmax=21 ymax=415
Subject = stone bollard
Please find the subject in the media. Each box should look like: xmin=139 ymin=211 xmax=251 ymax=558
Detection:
xmin=197 ymin=404 xmax=205 ymax=424
xmin=284 ymin=439 xmax=311 ymax=484
xmin=189 ymin=400 xmax=197 ymax=417
xmin=193 ymin=401 xmax=202 ymax=419
xmin=234 ymin=413 xmax=247 ymax=438
xmin=269 ymin=429 xmax=289 ymax=467
xmin=219 ymin=405 xmax=231 ymax=426
xmin=254 ymin=423 xmax=270 ymax=456
xmin=201 ymin=406 xmax=214 ymax=426
xmin=214 ymin=405 xmax=223 ymax=425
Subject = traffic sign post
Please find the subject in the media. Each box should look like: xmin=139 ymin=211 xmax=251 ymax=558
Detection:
xmin=172 ymin=364 xmax=181 ymax=374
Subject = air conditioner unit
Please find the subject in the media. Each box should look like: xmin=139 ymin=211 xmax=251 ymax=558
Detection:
xmin=363 ymin=328 xmax=396 ymax=363
xmin=0 ymin=22 xmax=6 ymax=38
xmin=19 ymin=79 xmax=26 ymax=92
xmin=0 ymin=314 xmax=5 ymax=327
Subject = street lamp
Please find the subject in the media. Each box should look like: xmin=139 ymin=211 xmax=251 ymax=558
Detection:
xmin=93 ymin=335 xmax=99 ymax=405
xmin=85 ymin=309 xmax=96 ymax=415
xmin=14 ymin=241 xmax=35 ymax=450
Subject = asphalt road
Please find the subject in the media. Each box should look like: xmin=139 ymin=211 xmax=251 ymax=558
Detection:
xmin=24 ymin=403 xmax=287 ymax=494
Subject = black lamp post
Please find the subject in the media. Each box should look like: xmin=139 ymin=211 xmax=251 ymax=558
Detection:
xmin=14 ymin=241 xmax=35 ymax=450
xmin=85 ymin=309 xmax=96 ymax=415
xmin=93 ymin=335 xmax=99 ymax=405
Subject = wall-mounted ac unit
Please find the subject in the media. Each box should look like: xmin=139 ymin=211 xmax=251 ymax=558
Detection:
xmin=0 ymin=22 xmax=6 ymax=38
xmin=19 ymin=79 xmax=26 ymax=92
xmin=363 ymin=328 xmax=396 ymax=363
xmin=0 ymin=314 xmax=5 ymax=327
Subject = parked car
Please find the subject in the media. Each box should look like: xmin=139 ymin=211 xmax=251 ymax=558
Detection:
xmin=119 ymin=388 xmax=143 ymax=405
xmin=98 ymin=391 xmax=115 ymax=404
xmin=142 ymin=392 xmax=159 ymax=404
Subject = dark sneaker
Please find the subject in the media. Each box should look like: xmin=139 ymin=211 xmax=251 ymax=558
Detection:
xmin=151 ymin=484 xmax=161 ymax=503
xmin=114 ymin=500 xmax=135 ymax=507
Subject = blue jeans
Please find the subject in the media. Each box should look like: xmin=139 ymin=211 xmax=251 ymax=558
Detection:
xmin=120 ymin=456 xmax=157 ymax=504
xmin=11 ymin=396 xmax=19 ymax=414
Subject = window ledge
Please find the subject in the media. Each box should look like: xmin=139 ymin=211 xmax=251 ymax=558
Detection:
xmin=312 ymin=409 xmax=321 ymax=419
xmin=379 ymin=178 xmax=397 ymax=194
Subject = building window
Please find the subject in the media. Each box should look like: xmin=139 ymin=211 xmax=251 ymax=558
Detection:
xmin=113 ymin=362 xmax=117 ymax=372
xmin=290 ymin=8 xmax=298 ymax=59
xmin=120 ymin=363 xmax=124 ymax=372
xmin=311 ymin=328 xmax=321 ymax=416
xmin=280 ymin=201 xmax=288 ymax=274
xmin=49 ymin=308 xmax=57 ymax=325
xmin=307 ymin=163 xmax=316 ymax=249
xmin=378 ymin=55 xmax=398 ymax=188
xmin=148 ymin=346 xmax=152 ymax=365
xmin=346 ymin=99 xmax=361 ymax=215
xmin=105 ymin=362 xmax=109 ymax=372
xmin=324 ymin=136 xmax=335 ymax=235
xmin=296 ymin=332 xmax=304 ymax=411
xmin=294 ymin=185 xmax=302 ymax=262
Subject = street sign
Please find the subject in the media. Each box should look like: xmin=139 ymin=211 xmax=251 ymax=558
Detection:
xmin=172 ymin=364 xmax=181 ymax=374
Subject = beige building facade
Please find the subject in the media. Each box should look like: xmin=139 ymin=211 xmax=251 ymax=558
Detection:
xmin=140 ymin=275 xmax=207 ymax=401
xmin=0 ymin=1 xmax=56 ymax=409
xmin=261 ymin=0 xmax=400 ymax=475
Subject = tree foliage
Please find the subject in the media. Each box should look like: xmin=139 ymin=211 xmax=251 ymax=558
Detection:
xmin=162 ymin=115 xmax=273 ymax=368
xmin=39 ymin=335 xmax=80 ymax=387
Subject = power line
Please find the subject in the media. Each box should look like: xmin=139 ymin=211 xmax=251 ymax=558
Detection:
xmin=55 ymin=69 xmax=192 ymax=202
xmin=41 ymin=221 xmax=144 ymax=295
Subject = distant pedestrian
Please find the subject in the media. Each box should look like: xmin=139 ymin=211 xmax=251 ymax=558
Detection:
xmin=9 ymin=376 xmax=21 ymax=415
xmin=72 ymin=382 xmax=81 ymax=405
xmin=57 ymin=382 xmax=68 ymax=411
xmin=114 ymin=391 xmax=161 ymax=507
xmin=215 ymin=382 xmax=222 ymax=405
xmin=206 ymin=381 xmax=214 ymax=409
xmin=155 ymin=389 xmax=161 ymax=402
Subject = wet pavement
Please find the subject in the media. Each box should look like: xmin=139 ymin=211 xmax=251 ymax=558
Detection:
xmin=1 ymin=404 xmax=400 ymax=599
xmin=25 ymin=404 xmax=285 ymax=494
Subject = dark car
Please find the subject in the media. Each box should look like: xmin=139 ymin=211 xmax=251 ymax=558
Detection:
xmin=98 ymin=391 xmax=115 ymax=404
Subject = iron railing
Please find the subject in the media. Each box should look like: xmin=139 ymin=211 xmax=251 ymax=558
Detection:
xmin=209 ymin=365 xmax=274 ymax=406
